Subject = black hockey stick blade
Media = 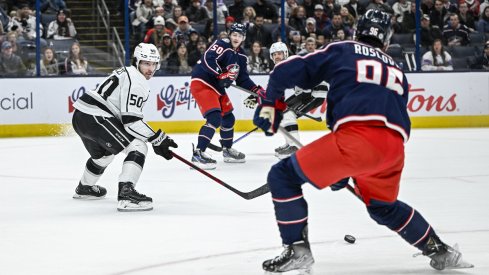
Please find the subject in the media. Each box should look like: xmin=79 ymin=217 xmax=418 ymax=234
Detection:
xmin=207 ymin=142 xmax=223 ymax=152
xmin=171 ymin=152 xmax=270 ymax=200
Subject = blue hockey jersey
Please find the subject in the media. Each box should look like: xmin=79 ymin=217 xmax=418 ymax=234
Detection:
xmin=191 ymin=38 xmax=256 ymax=95
xmin=266 ymin=40 xmax=411 ymax=142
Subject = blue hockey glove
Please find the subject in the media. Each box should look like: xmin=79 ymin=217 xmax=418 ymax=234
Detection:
xmin=330 ymin=177 xmax=350 ymax=191
xmin=253 ymin=99 xmax=287 ymax=136
xmin=148 ymin=130 xmax=178 ymax=160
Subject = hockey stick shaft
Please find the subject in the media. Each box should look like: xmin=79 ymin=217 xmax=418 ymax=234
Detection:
xmin=207 ymin=127 xmax=260 ymax=152
xmin=230 ymin=84 xmax=322 ymax=122
xmin=277 ymin=126 xmax=361 ymax=201
xmin=171 ymin=152 xmax=269 ymax=200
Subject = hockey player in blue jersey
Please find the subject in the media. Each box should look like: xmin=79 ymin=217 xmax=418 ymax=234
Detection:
xmin=253 ymin=9 xmax=473 ymax=272
xmin=189 ymin=22 xmax=265 ymax=170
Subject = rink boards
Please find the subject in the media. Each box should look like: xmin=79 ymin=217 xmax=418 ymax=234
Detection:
xmin=0 ymin=72 xmax=489 ymax=137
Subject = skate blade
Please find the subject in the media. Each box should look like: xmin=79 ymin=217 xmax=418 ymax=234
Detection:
xmin=264 ymin=268 xmax=313 ymax=275
xmin=223 ymin=158 xmax=246 ymax=163
xmin=117 ymin=200 xmax=153 ymax=212
xmin=190 ymin=162 xmax=217 ymax=170
xmin=447 ymin=258 xmax=474 ymax=269
xmin=73 ymin=194 xmax=106 ymax=200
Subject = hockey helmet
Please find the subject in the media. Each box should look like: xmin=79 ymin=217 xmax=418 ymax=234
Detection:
xmin=355 ymin=9 xmax=392 ymax=46
xmin=269 ymin=42 xmax=289 ymax=62
xmin=133 ymin=43 xmax=160 ymax=71
xmin=229 ymin=22 xmax=247 ymax=37
xmin=154 ymin=16 xmax=165 ymax=26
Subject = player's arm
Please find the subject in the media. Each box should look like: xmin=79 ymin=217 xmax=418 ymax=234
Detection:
xmin=121 ymin=83 xmax=178 ymax=159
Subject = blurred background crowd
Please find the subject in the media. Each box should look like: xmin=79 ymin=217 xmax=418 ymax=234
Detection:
xmin=0 ymin=0 xmax=488 ymax=77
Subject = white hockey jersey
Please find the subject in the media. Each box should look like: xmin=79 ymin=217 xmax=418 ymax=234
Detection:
xmin=73 ymin=66 xmax=155 ymax=141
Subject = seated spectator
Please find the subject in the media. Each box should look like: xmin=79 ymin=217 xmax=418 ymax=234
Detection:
xmin=477 ymin=6 xmax=489 ymax=32
xmin=145 ymin=6 xmax=165 ymax=30
xmin=47 ymin=9 xmax=77 ymax=40
xmin=40 ymin=47 xmax=59 ymax=76
xmin=458 ymin=1 xmax=477 ymax=31
xmin=465 ymin=0 xmax=481 ymax=17
xmin=0 ymin=41 xmax=26 ymax=76
xmin=339 ymin=6 xmax=356 ymax=28
xmin=166 ymin=42 xmax=192 ymax=74
xmin=288 ymin=30 xmax=303 ymax=55
xmin=345 ymin=0 xmax=366 ymax=19
xmin=421 ymin=38 xmax=454 ymax=70
xmin=443 ymin=13 xmax=471 ymax=46
xmin=247 ymin=41 xmax=270 ymax=73
xmin=252 ymin=0 xmax=278 ymax=23
xmin=186 ymin=29 xmax=201 ymax=54
xmin=186 ymin=0 xmax=209 ymax=24
xmin=271 ymin=17 xmax=293 ymax=42
xmin=298 ymin=36 xmax=317 ymax=55
xmin=166 ymin=5 xmax=183 ymax=31
xmin=132 ymin=0 xmax=155 ymax=42
xmin=401 ymin=2 xmax=417 ymax=33
xmin=188 ymin=38 xmax=207 ymax=66
xmin=420 ymin=14 xmax=443 ymax=48
xmin=173 ymin=15 xmax=196 ymax=44
xmin=313 ymin=4 xmax=331 ymax=31
xmin=203 ymin=0 xmax=227 ymax=24
xmin=245 ymin=15 xmax=273 ymax=48
xmin=430 ymin=0 xmax=448 ymax=30
xmin=288 ymin=6 xmax=307 ymax=34
xmin=323 ymin=0 xmax=341 ymax=19
xmin=65 ymin=41 xmax=88 ymax=75
xmin=228 ymin=0 xmax=246 ymax=23
xmin=5 ymin=31 xmax=21 ymax=55
xmin=393 ymin=0 xmax=412 ymax=23
xmin=242 ymin=6 xmax=256 ymax=27
xmin=469 ymin=40 xmax=489 ymax=69
xmin=159 ymin=32 xmax=175 ymax=70
xmin=144 ymin=16 xmax=172 ymax=47
xmin=13 ymin=4 xmax=47 ymax=47
xmin=323 ymin=14 xmax=352 ymax=43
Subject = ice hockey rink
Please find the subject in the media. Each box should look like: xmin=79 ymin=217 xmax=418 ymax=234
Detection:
xmin=1 ymin=128 xmax=488 ymax=275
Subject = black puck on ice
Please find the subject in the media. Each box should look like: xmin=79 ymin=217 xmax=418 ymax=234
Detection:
xmin=344 ymin=234 xmax=356 ymax=244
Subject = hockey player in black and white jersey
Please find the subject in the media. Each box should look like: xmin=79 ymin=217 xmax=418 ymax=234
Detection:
xmin=71 ymin=43 xmax=178 ymax=212
xmin=244 ymin=42 xmax=327 ymax=159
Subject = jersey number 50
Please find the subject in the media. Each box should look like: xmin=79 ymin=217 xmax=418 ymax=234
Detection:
xmin=356 ymin=60 xmax=404 ymax=95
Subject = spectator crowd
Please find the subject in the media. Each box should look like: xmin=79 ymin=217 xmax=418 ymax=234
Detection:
xmin=1 ymin=0 xmax=489 ymax=77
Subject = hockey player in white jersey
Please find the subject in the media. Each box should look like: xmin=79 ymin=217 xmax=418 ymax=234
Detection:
xmin=244 ymin=42 xmax=327 ymax=159
xmin=71 ymin=43 xmax=178 ymax=212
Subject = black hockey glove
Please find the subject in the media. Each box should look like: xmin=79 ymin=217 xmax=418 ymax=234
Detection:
xmin=243 ymin=94 xmax=258 ymax=109
xmin=330 ymin=177 xmax=350 ymax=191
xmin=148 ymin=130 xmax=178 ymax=160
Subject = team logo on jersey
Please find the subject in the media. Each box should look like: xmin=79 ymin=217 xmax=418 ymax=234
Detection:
xmin=156 ymin=82 xmax=198 ymax=118
xmin=225 ymin=64 xmax=240 ymax=80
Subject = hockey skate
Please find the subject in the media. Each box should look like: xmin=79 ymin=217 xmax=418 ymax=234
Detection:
xmin=73 ymin=182 xmax=107 ymax=199
xmin=263 ymin=226 xmax=314 ymax=273
xmin=275 ymin=144 xmax=298 ymax=159
xmin=192 ymin=146 xmax=217 ymax=170
xmin=222 ymin=147 xmax=245 ymax=163
xmin=422 ymin=235 xmax=474 ymax=270
xmin=117 ymin=182 xmax=153 ymax=212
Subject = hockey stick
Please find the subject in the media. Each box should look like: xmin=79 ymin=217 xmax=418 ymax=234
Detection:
xmin=207 ymin=127 xmax=260 ymax=152
xmin=230 ymin=84 xmax=323 ymax=122
xmin=171 ymin=152 xmax=270 ymax=200
xmin=276 ymin=126 xmax=360 ymax=200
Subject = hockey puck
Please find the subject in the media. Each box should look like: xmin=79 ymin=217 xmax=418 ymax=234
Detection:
xmin=344 ymin=234 xmax=356 ymax=244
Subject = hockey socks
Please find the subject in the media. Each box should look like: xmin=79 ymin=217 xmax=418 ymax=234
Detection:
xmin=219 ymin=113 xmax=235 ymax=148
xmin=268 ymin=158 xmax=308 ymax=244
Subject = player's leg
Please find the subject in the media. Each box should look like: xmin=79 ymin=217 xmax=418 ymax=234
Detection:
xmin=117 ymin=138 xmax=153 ymax=212
xmin=220 ymin=111 xmax=245 ymax=163
xmin=72 ymin=110 xmax=124 ymax=199
xmin=262 ymin=157 xmax=314 ymax=272
xmin=276 ymin=109 xmax=299 ymax=159
xmin=190 ymin=81 xmax=221 ymax=169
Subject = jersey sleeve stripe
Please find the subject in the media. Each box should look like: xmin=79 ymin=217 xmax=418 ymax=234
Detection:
xmin=124 ymin=67 xmax=132 ymax=113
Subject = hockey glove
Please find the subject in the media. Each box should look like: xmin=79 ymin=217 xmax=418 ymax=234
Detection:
xmin=148 ymin=130 xmax=178 ymax=160
xmin=217 ymin=71 xmax=238 ymax=88
xmin=243 ymin=94 xmax=258 ymax=109
xmin=253 ymin=100 xmax=287 ymax=136
xmin=330 ymin=177 xmax=350 ymax=191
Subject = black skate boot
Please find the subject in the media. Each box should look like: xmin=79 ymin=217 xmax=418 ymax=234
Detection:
xmin=263 ymin=226 xmax=314 ymax=272
xmin=117 ymin=182 xmax=153 ymax=212
xmin=422 ymin=234 xmax=474 ymax=270
xmin=191 ymin=144 xmax=217 ymax=170
xmin=275 ymin=144 xmax=298 ymax=159
xmin=222 ymin=147 xmax=245 ymax=163
xmin=73 ymin=182 xmax=107 ymax=199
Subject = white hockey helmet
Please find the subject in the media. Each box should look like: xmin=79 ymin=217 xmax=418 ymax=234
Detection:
xmin=133 ymin=43 xmax=161 ymax=71
xmin=154 ymin=16 xmax=165 ymax=26
xmin=269 ymin=42 xmax=289 ymax=63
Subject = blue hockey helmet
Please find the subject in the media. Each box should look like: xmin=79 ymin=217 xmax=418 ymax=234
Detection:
xmin=355 ymin=9 xmax=392 ymax=46
xmin=229 ymin=22 xmax=247 ymax=37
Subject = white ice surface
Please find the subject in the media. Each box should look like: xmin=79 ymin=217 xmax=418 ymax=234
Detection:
xmin=0 ymin=128 xmax=488 ymax=275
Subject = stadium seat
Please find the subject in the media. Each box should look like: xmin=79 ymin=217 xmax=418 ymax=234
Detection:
xmin=451 ymin=57 xmax=469 ymax=70
xmin=386 ymin=45 xmax=403 ymax=58
xmin=390 ymin=33 xmax=414 ymax=47
xmin=449 ymin=46 xmax=477 ymax=58
xmin=48 ymin=38 xmax=76 ymax=57
xmin=192 ymin=23 xmax=206 ymax=35
xmin=469 ymin=32 xmax=485 ymax=45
